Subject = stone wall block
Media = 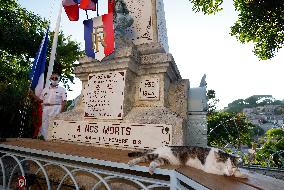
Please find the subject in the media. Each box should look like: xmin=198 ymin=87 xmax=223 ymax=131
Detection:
xmin=187 ymin=114 xmax=208 ymax=147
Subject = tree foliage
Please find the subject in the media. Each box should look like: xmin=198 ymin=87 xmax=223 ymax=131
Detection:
xmin=206 ymin=90 xmax=254 ymax=149
xmin=255 ymin=128 xmax=284 ymax=167
xmin=207 ymin=112 xmax=255 ymax=149
xmin=0 ymin=0 xmax=47 ymax=58
xmin=189 ymin=0 xmax=284 ymax=60
xmin=48 ymin=32 xmax=83 ymax=90
xmin=225 ymin=95 xmax=284 ymax=113
xmin=206 ymin=91 xmax=283 ymax=168
xmin=206 ymin=89 xmax=220 ymax=114
xmin=0 ymin=0 xmax=83 ymax=87
xmin=0 ymin=50 xmax=33 ymax=138
xmin=190 ymin=0 xmax=224 ymax=14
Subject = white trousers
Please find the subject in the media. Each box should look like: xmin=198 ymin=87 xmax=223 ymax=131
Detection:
xmin=40 ymin=105 xmax=61 ymax=140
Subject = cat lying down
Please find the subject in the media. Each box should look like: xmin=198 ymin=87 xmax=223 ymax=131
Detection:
xmin=128 ymin=146 xmax=248 ymax=178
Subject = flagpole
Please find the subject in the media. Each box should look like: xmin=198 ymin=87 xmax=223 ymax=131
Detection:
xmin=45 ymin=1 xmax=63 ymax=88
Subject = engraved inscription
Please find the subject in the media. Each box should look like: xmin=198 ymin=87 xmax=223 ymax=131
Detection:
xmin=51 ymin=121 xmax=172 ymax=149
xmin=139 ymin=77 xmax=160 ymax=100
xmin=84 ymin=71 xmax=126 ymax=119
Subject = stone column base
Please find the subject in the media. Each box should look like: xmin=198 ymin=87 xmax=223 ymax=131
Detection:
xmin=187 ymin=112 xmax=207 ymax=147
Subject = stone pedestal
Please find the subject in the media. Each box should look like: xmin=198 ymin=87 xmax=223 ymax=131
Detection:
xmin=48 ymin=43 xmax=191 ymax=150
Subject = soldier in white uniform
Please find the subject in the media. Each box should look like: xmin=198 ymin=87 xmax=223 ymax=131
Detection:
xmin=39 ymin=73 xmax=67 ymax=139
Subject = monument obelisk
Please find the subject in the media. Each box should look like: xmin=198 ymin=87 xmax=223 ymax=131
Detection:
xmin=48 ymin=0 xmax=208 ymax=149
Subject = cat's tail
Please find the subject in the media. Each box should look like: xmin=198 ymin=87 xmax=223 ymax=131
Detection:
xmin=128 ymin=151 xmax=147 ymax=157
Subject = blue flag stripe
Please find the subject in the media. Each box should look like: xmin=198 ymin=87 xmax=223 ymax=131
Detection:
xmin=30 ymin=28 xmax=49 ymax=90
xmin=84 ymin=19 xmax=96 ymax=58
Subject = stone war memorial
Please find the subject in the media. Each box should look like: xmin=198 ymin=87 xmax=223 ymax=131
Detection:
xmin=48 ymin=0 xmax=208 ymax=150
xmin=1 ymin=1 xmax=283 ymax=189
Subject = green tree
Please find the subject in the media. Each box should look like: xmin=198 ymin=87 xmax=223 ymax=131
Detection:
xmin=0 ymin=2 xmax=45 ymax=137
xmin=206 ymin=90 xmax=254 ymax=149
xmin=255 ymin=128 xmax=284 ymax=167
xmin=226 ymin=99 xmax=247 ymax=113
xmin=0 ymin=51 xmax=33 ymax=138
xmin=0 ymin=0 xmax=47 ymax=58
xmin=0 ymin=0 xmax=83 ymax=86
xmin=189 ymin=0 xmax=284 ymax=60
xmin=48 ymin=31 xmax=83 ymax=90
xmin=207 ymin=89 xmax=220 ymax=115
xmin=207 ymin=112 xmax=255 ymax=149
xmin=225 ymin=95 xmax=284 ymax=113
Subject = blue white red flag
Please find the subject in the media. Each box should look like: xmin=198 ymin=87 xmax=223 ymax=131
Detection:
xmin=29 ymin=28 xmax=49 ymax=138
xmin=83 ymin=13 xmax=114 ymax=61
xmin=62 ymin=0 xmax=79 ymax=21
xmin=30 ymin=28 xmax=49 ymax=97
xmin=79 ymin=0 xmax=97 ymax=10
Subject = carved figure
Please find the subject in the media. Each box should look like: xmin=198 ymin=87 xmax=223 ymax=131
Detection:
xmin=113 ymin=0 xmax=134 ymax=47
xmin=199 ymin=74 xmax=208 ymax=111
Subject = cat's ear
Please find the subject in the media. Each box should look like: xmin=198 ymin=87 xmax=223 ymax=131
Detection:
xmin=234 ymin=156 xmax=243 ymax=166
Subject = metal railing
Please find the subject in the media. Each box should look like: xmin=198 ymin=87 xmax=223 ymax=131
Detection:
xmin=0 ymin=144 xmax=208 ymax=190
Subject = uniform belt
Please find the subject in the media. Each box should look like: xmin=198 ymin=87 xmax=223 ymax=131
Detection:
xmin=43 ymin=103 xmax=61 ymax=106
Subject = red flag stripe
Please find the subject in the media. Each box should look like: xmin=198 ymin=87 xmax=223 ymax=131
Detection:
xmin=80 ymin=0 xmax=97 ymax=10
xmin=63 ymin=4 xmax=79 ymax=21
xmin=108 ymin=0 xmax=114 ymax=13
xmin=32 ymin=102 xmax=42 ymax=138
xmin=102 ymin=13 xmax=114 ymax=56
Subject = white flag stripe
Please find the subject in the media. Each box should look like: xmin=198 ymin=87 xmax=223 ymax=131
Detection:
xmin=92 ymin=16 xmax=105 ymax=61
xmin=35 ymin=73 xmax=45 ymax=97
xmin=30 ymin=31 xmax=46 ymax=83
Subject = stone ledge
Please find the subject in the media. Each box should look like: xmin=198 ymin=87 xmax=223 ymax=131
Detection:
xmin=140 ymin=53 xmax=172 ymax=65
xmin=136 ymin=42 xmax=166 ymax=55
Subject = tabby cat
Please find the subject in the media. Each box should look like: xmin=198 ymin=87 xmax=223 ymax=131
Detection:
xmin=128 ymin=146 xmax=248 ymax=178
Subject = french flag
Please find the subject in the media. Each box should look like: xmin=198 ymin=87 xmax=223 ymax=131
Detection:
xmin=79 ymin=0 xmax=97 ymax=10
xmin=62 ymin=0 xmax=79 ymax=21
xmin=30 ymin=28 xmax=49 ymax=97
xmin=29 ymin=28 xmax=49 ymax=138
xmin=84 ymin=13 xmax=114 ymax=61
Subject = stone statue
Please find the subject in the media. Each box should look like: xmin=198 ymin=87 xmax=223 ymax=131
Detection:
xmin=101 ymin=0 xmax=134 ymax=61
xmin=199 ymin=74 xmax=208 ymax=111
xmin=113 ymin=0 xmax=134 ymax=48
xmin=199 ymin=74 xmax=207 ymax=87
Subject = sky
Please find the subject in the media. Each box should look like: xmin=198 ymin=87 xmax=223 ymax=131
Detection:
xmin=18 ymin=0 xmax=284 ymax=109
